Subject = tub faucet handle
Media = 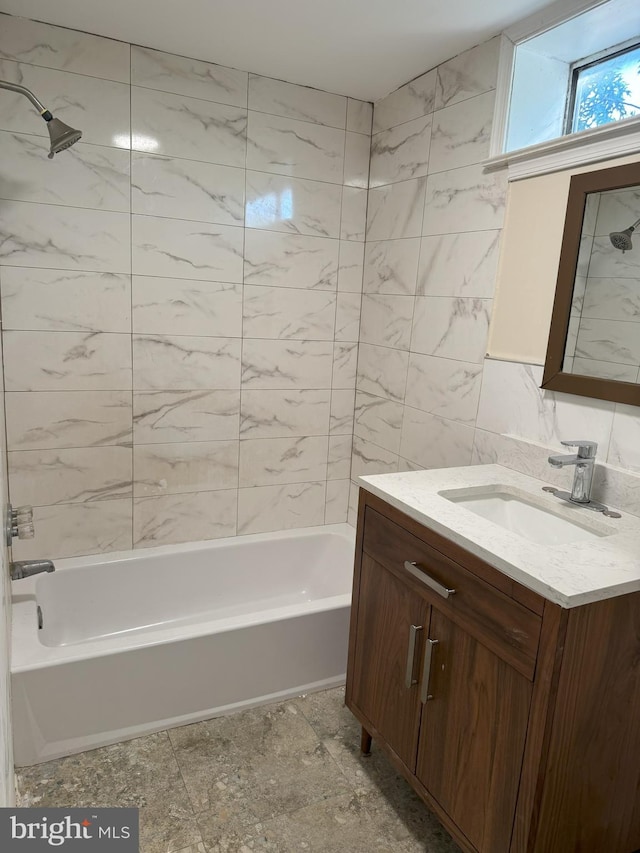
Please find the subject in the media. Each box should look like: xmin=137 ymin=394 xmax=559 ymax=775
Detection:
xmin=5 ymin=503 xmax=35 ymax=546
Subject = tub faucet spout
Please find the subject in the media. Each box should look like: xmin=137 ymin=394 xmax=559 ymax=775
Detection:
xmin=10 ymin=559 xmax=55 ymax=580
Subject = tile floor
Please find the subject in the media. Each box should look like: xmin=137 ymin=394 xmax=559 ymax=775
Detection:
xmin=16 ymin=687 xmax=462 ymax=853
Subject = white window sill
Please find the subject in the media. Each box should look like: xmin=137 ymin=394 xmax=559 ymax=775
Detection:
xmin=485 ymin=114 xmax=640 ymax=181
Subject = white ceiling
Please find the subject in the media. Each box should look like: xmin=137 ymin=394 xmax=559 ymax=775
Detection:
xmin=0 ymin=0 xmax=558 ymax=101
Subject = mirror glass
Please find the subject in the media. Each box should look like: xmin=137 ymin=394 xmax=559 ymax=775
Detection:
xmin=563 ymin=185 xmax=640 ymax=382
xmin=542 ymin=161 xmax=640 ymax=407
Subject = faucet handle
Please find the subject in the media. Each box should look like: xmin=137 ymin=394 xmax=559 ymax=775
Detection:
xmin=560 ymin=440 xmax=598 ymax=458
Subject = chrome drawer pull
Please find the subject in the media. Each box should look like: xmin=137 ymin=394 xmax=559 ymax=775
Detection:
xmin=420 ymin=638 xmax=439 ymax=703
xmin=405 ymin=624 xmax=423 ymax=688
xmin=404 ymin=561 xmax=456 ymax=600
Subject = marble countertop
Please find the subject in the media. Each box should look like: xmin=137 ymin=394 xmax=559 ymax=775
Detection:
xmin=359 ymin=464 xmax=640 ymax=609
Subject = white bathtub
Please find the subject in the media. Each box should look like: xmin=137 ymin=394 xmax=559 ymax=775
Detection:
xmin=11 ymin=523 xmax=355 ymax=766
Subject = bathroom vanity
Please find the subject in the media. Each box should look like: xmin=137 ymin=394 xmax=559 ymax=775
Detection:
xmin=345 ymin=465 xmax=640 ymax=853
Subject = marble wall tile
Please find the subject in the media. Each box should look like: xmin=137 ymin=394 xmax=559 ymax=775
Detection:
xmin=1 ymin=269 xmax=131 ymax=333
xmin=133 ymin=335 xmax=241 ymax=390
xmin=575 ymin=318 xmax=640 ymax=365
xmin=332 ymin=342 xmax=358 ymax=389
xmin=134 ymin=440 xmax=238 ymax=496
xmin=399 ymin=406 xmax=474 ymax=469
xmin=133 ymin=390 xmax=240 ymax=443
xmin=335 ymin=293 xmax=362 ymax=342
xmin=245 ymin=171 xmax=342 ymax=237
xmin=348 ymin=481 xmax=360 ymax=526
xmin=344 ymin=132 xmax=370 ymax=189
xmin=366 ymin=178 xmax=426 ymax=241
xmin=585 ymin=237 xmax=640 ymax=278
xmin=411 ymin=296 xmax=491 ymax=363
xmin=405 ymin=353 xmax=482 ymax=425
xmin=594 ymin=188 xmax=640 ymax=236
xmin=242 ymin=340 xmax=334 ymax=389
xmin=240 ymin=390 xmax=331 ymax=439
xmin=373 ymin=69 xmax=437 ymax=133
xmin=328 ymin=435 xmax=352 ymax=479
xmin=337 ymin=241 xmax=365 ymax=292
xmin=347 ymin=98 xmax=373 ymax=135
xmin=249 ymin=75 xmax=347 ymax=128
xmin=131 ymin=153 xmax=244 ymax=225
xmin=0 ymin=201 xmax=130 ymax=272
xmin=9 ymin=446 xmax=132 ymax=505
xmin=239 ymin=436 xmax=327 ymax=487
xmin=341 ymin=187 xmax=368 ymax=241
xmin=369 ymin=115 xmax=432 ymax=187
xmin=356 ymin=343 xmax=409 ymax=401
xmin=132 ymin=278 xmax=242 ymax=336
xmin=247 ymin=112 xmax=345 ymax=184
xmin=237 ymin=481 xmax=326 ymax=534
xmin=133 ymin=489 xmax=237 ymax=548
xmin=131 ymin=86 xmax=246 ymax=166
xmin=582 ymin=277 xmax=640 ymax=321
xmin=0 ymin=14 xmax=130 ymax=82
xmin=475 ymin=358 xmax=616 ymax=449
xmin=244 ymin=230 xmax=339 ymax=290
xmin=571 ymin=358 xmax=638 ymax=382
xmin=132 ymin=215 xmax=244 ymax=282
xmin=363 ymin=238 xmax=420 ymax=295
xmin=354 ymin=391 xmax=404 ymax=454
xmin=360 ymin=293 xmax=414 ymax=349
xmin=131 ymin=46 xmax=247 ymax=106
xmin=3 ymin=331 xmax=132 ymax=391
xmin=12 ymin=500 xmax=132 ymax=560
xmin=351 ymin=435 xmax=398 ymax=479
xmin=325 ymin=479 xmax=350 ymax=524
xmin=428 ymin=90 xmax=494 ymax=173
xmin=434 ymin=37 xmax=500 ymax=110
xmin=608 ymin=404 xmax=640 ymax=472
xmin=0 ymin=59 xmax=130 ymax=148
xmin=242 ymin=285 xmax=336 ymax=340
xmin=417 ymin=230 xmax=500 ymax=297
xmin=6 ymin=391 xmax=132 ymax=450
xmin=0 ymin=132 xmax=130 ymax=211
xmin=422 ymin=164 xmax=507 ymax=235
xmin=330 ymin=390 xmax=356 ymax=435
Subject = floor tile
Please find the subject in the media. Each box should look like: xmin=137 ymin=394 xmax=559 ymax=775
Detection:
xmin=16 ymin=733 xmax=202 ymax=853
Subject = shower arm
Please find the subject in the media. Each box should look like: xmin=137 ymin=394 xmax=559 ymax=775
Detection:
xmin=630 ymin=218 xmax=640 ymax=231
xmin=0 ymin=79 xmax=53 ymax=120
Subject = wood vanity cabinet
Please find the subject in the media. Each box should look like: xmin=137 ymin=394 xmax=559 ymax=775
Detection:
xmin=346 ymin=490 xmax=640 ymax=853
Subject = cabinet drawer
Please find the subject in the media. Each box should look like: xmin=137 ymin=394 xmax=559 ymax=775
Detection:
xmin=363 ymin=507 xmax=542 ymax=680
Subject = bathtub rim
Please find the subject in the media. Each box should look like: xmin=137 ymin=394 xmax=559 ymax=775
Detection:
xmin=11 ymin=523 xmax=355 ymax=674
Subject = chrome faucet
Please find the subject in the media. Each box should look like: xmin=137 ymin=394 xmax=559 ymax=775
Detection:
xmin=548 ymin=440 xmax=597 ymax=504
xmin=10 ymin=559 xmax=55 ymax=580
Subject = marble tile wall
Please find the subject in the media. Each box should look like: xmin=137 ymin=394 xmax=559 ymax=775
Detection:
xmin=350 ymin=37 xmax=506 ymax=521
xmin=0 ymin=332 xmax=14 ymax=806
xmin=0 ymin=14 xmax=372 ymax=557
xmin=349 ymin=38 xmax=640 ymax=523
xmin=573 ymin=187 xmax=640 ymax=380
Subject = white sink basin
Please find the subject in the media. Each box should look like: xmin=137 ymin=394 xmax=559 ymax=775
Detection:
xmin=439 ymin=486 xmax=614 ymax=546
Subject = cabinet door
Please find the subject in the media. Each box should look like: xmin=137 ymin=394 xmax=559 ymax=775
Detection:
xmin=350 ymin=553 xmax=428 ymax=771
xmin=416 ymin=608 xmax=532 ymax=853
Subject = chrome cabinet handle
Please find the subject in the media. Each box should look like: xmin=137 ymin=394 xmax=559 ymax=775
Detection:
xmin=404 ymin=624 xmax=423 ymax=688
xmin=404 ymin=561 xmax=456 ymax=600
xmin=420 ymin=638 xmax=438 ymax=703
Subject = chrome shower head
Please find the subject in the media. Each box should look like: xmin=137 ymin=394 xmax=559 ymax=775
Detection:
xmin=45 ymin=116 xmax=83 ymax=159
xmin=609 ymin=217 xmax=640 ymax=253
xmin=0 ymin=79 xmax=82 ymax=158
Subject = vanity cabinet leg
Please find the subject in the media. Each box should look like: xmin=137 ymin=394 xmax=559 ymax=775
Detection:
xmin=360 ymin=727 xmax=372 ymax=755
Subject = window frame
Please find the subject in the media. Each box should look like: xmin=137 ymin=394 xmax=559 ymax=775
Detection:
xmin=486 ymin=0 xmax=640 ymax=181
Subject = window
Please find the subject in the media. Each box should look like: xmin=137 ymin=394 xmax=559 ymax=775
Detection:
xmin=570 ymin=41 xmax=640 ymax=133
xmin=488 ymin=0 xmax=640 ymax=179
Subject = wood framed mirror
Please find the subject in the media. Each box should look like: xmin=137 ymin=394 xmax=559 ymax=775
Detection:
xmin=542 ymin=160 xmax=640 ymax=406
